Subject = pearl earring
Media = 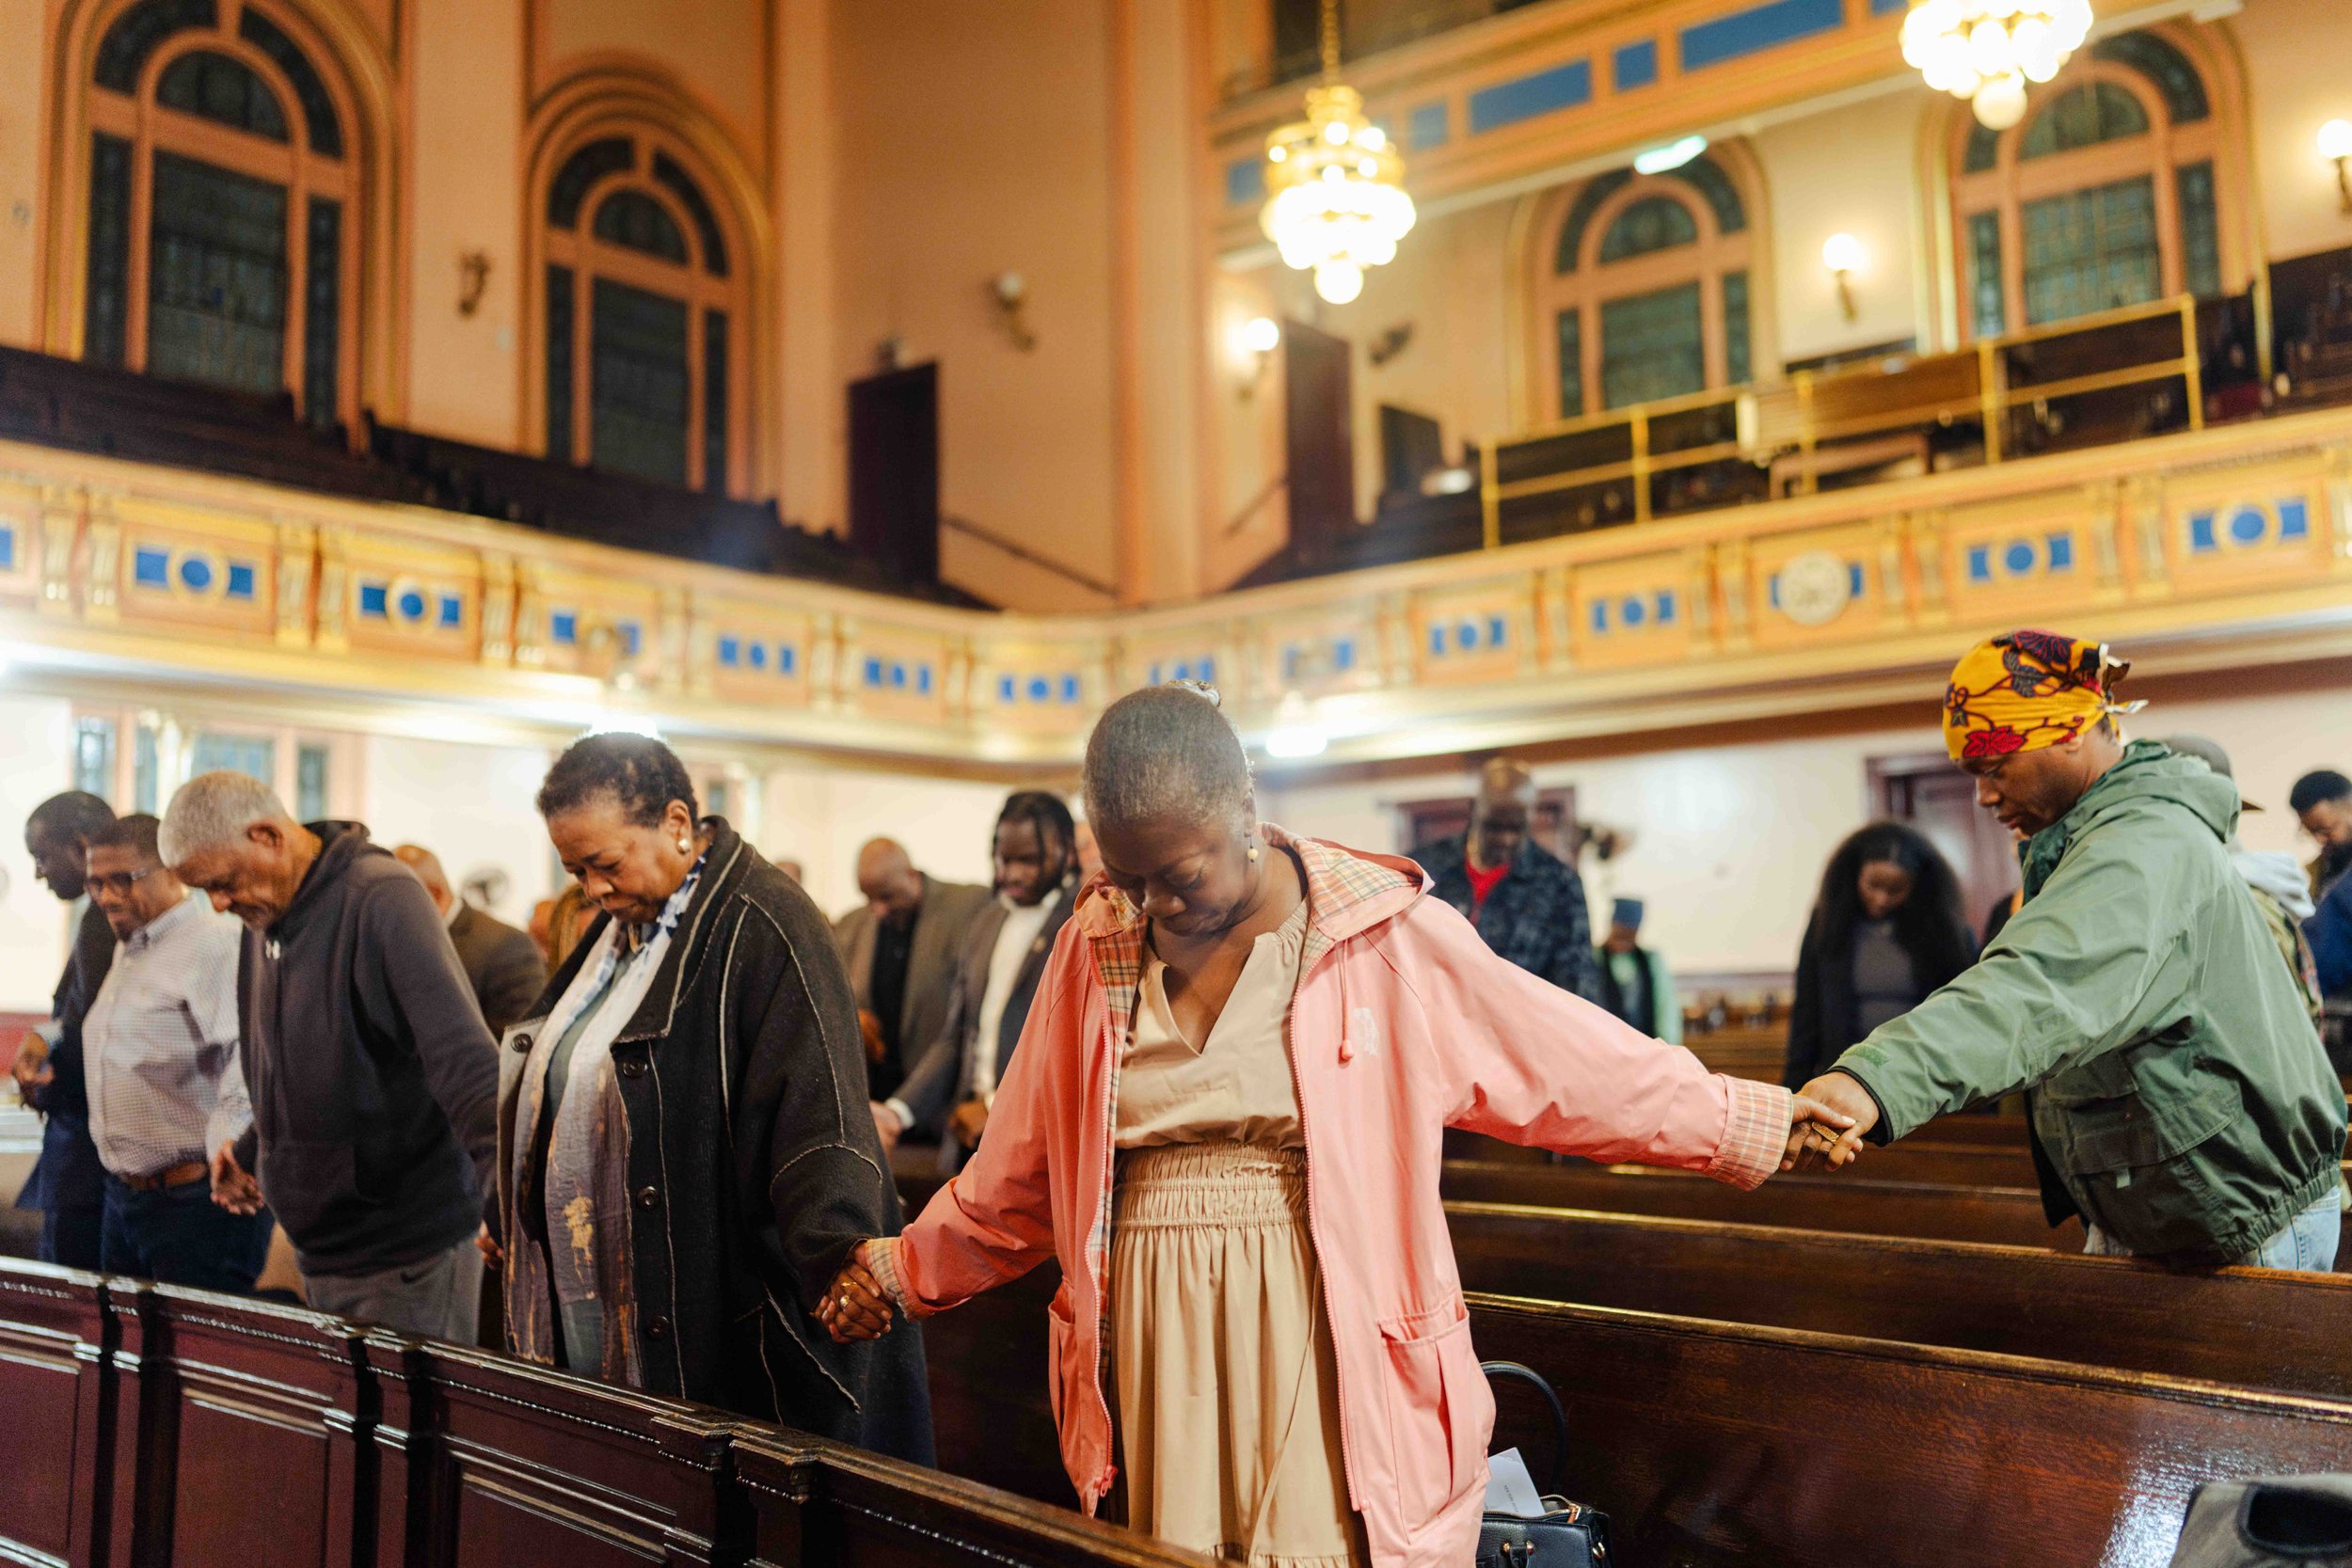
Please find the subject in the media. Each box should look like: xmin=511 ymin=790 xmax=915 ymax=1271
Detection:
xmin=677 ymin=837 xmax=691 ymax=854
xmin=1248 ymin=843 xmax=1260 ymax=863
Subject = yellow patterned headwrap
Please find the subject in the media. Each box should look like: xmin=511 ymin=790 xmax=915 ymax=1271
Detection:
xmin=1943 ymin=630 xmax=2144 ymax=762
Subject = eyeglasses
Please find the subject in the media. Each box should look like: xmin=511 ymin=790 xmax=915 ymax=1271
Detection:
xmin=87 ymin=864 xmax=166 ymax=896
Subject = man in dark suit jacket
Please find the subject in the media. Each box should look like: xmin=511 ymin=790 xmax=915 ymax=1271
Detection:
xmin=875 ymin=794 xmax=1079 ymax=1172
xmin=392 ymin=845 xmax=547 ymax=1037
xmin=831 ymin=839 xmax=991 ymax=1102
xmin=13 ymin=792 xmax=119 ymax=1268
xmin=1413 ymin=757 xmax=1600 ymax=1002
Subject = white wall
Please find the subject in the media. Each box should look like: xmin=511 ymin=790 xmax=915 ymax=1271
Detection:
xmin=1751 ymin=88 xmax=1934 ymax=362
xmin=1263 ymin=681 xmax=2352 ymax=977
xmin=2233 ymin=0 xmax=2352 ymax=265
xmin=359 ymin=736 xmax=557 ymax=927
xmin=760 ymin=763 xmax=1015 ymax=919
xmin=0 ymin=695 xmax=80 ymax=1011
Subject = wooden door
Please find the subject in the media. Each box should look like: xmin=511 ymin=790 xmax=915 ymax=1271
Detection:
xmin=849 ymin=361 xmax=940 ymax=587
xmin=1283 ymin=319 xmax=1356 ymax=563
xmin=1874 ymin=753 xmax=2018 ymax=941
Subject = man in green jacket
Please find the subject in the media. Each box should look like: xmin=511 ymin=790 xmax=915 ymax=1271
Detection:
xmin=1799 ymin=630 xmax=2346 ymax=1269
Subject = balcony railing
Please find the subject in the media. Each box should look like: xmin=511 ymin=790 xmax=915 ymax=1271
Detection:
xmin=1481 ymin=295 xmax=2221 ymax=548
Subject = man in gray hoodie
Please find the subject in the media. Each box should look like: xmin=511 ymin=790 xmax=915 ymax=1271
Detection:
xmin=162 ymin=771 xmax=498 ymax=1340
xmin=2162 ymin=735 xmax=2323 ymax=1025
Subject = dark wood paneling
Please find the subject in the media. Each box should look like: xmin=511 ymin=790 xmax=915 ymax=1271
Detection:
xmin=0 ymin=1267 xmax=103 ymax=1567
xmin=1470 ymin=1293 xmax=2352 ymax=1568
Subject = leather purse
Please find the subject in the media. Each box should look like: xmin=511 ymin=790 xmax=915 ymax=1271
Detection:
xmin=1476 ymin=1361 xmax=1612 ymax=1568
xmin=2170 ymin=1474 xmax=2352 ymax=1566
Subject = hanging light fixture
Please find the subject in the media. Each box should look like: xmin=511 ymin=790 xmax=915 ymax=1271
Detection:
xmin=1259 ymin=0 xmax=1416 ymax=306
xmin=1901 ymin=0 xmax=2093 ymax=132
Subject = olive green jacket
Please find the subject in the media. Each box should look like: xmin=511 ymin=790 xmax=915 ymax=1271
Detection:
xmin=1835 ymin=742 xmax=2345 ymax=1261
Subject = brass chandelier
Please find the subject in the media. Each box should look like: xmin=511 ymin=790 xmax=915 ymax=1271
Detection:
xmin=1259 ymin=0 xmax=1416 ymax=305
xmin=1902 ymin=0 xmax=2094 ymax=131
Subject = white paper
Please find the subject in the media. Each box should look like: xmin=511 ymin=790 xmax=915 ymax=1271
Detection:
xmin=1484 ymin=1448 xmax=1548 ymax=1519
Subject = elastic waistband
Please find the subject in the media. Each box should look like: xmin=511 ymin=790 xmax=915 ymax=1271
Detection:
xmin=1115 ymin=1141 xmax=1306 ymax=1229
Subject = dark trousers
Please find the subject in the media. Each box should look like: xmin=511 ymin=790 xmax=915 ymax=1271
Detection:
xmin=100 ymin=1173 xmax=273 ymax=1294
xmin=39 ymin=1203 xmax=103 ymax=1270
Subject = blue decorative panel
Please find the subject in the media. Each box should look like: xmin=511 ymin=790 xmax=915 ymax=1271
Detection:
xmin=888 ymin=661 xmax=909 ymax=689
xmin=863 ymin=657 xmax=884 ymax=687
xmin=1454 ymin=620 xmax=1479 ymax=652
xmin=1408 ymin=102 xmax=1450 ymax=149
xmin=1619 ymin=595 xmax=1648 ymax=628
xmin=359 ymin=582 xmax=389 ymax=618
xmin=619 ymin=622 xmax=642 ymax=657
xmin=396 ymin=587 xmax=427 ymax=621
xmin=998 ymin=674 xmax=1017 ymax=703
xmin=1486 ymin=614 xmax=1508 ymax=648
xmin=437 ymin=592 xmax=461 ymax=626
xmin=779 ymin=644 xmax=798 ymax=675
xmin=1657 ymin=591 xmax=1677 ymax=625
xmin=2045 ymin=533 xmax=2074 ymax=572
xmin=718 ymin=636 xmax=741 ymax=667
xmin=550 ymin=610 xmax=578 ymax=644
xmin=2280 ymin=499 xmax=2311 ymax=541
xmin=1613 ymin=40 xmax=1659 ymax=90
xmin=1226 ymin=157 xmax=1263 ymax=207
xmin=1469 ymin=60 xmax=1592 ymax=135
xmin=1680 ymin=0 xmax=1842 ymax=71
xmin=1966 ymin=546 xmax=1993 ymax=583
xmin=749 ymin=641 xmax=769 ymax=670
xmin=1869 ymin=0 xmax=1907 ymax=12
xmin=1427 ymin=626 xmax=1446 ymax=657
xmin=1025 ymin=675 xmax=1051 ymax=702
xmin=135 ymin=547 xmax=170 ymax=589
xmin=0 ymin=524 xmax=13 ymax=572
xmin=1847 ymin=563 xmax=1866 ymax=599
xmin=179 ymin=556 xmax=214 ymax=593
xmin=1590 ymin=602 xmax=1610 ymax=633
xmin=2187 ymin=498 xmax=2314 ymax=554
xmin=227 ymin=562 xmax=257 ymax=600
xmin=1058 ymin=674 xmax=1080 ymax=704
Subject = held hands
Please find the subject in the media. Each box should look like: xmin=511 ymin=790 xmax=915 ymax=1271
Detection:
xmin=1782 ymin=1074 xmax=1883 ymax=1173
xmin=946 ymin=1097 xmax=990 ymax=1151
xmin=868 ymin=1101 xmax=903 ymax=1153
xmin=11 ymin=1031 xmax=54 ymax=1095
xmin=210 ymin=1139 xmax=264 ymax=1214
xmin=815 ymin=1240 xmax=897 ymax=1344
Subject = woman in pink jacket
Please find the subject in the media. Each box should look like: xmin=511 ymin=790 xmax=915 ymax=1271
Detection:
xmin=821 ymin=684 xmax=1848 ymax=1568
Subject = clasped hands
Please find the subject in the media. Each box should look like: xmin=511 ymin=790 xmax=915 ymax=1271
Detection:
xmin=1783 ymin=1073 xmax=1881 ymax=1173
xmin=816 ymin=1241 xmax=897 ymax=1344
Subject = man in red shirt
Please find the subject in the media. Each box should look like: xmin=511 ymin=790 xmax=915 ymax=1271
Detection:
xmin=1412 ymin=758 xmax=1600 ymax=1001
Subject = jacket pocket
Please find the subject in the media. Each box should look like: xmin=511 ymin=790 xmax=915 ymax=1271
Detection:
xmin=1377 ymin=1295 xmax=1489 ymax=1528
xmin=257 ymin=1138 xmax=360 ymax=1237
xmin=2049 ymin=1075 xmax=2241 ymax=1250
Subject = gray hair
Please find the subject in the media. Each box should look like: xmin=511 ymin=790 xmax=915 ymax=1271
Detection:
xmin=1081 ymin=684 xmax=1254 ymax=832
xmin=160 ymin=770 xmax=289 ymax=864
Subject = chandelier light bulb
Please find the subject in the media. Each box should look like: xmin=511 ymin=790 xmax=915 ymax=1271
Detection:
xmin=1314 ymin=260 xmax=1364 ymax=305
xmin=1260 ymin=77 xmax=1416 ymax=309
xmin=1973 ymin=71 xmax=2030 ymax=129
xmin=1904 ymin=0 xmax=2090 ymax=137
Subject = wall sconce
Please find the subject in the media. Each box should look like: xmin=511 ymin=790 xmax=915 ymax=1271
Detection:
xmin=1235 ymin=315 xmax=1280 ymax=399
xmin=457 ymin=250 xmax=490 ymax=317
xmin=2322 ymin=119 xmax=2352 ymax=216
xmin=1821 ymin=232 xmax=1865 ymax=322
xmin=989 ymin=272 xmax=1037 ymax=352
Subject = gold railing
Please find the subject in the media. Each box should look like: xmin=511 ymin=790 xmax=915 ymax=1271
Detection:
xmin=1482 ymin=295 xmax=2210 ymax=547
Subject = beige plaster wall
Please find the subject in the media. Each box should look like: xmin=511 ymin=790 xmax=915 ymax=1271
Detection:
xmin=404 ymin=0 xmax=526 ymax=446
xmin=829 ymin=0 xmax=1121 ymax=613
xmin=0 ymin=0 xmax=48 ymax=349
xmin=2231 ymin=0 xmax=2352 ymax=265
xmin=539 ymin=0 xmax=768 ymax=157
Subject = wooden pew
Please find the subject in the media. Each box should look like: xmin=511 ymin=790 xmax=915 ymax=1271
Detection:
xmin=1440 ymin=1158 xmax=2085 ymax=1249
xmin=1472 ymin=1293 xmax=2352 ymax=1568
xmin=1446 ymin=1200 xmax=2352 ymax=1397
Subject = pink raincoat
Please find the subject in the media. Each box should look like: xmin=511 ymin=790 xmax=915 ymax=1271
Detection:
xmin=889 ymin=827 xmax=1792 ymax=1568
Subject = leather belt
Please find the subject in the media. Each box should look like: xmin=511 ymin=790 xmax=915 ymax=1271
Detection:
xmin=119 ymin=1161 xmax=209 ymax=1194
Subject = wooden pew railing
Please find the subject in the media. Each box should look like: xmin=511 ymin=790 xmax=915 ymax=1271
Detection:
xmin=0 ymin=1259 xmax=1211 ymax=1568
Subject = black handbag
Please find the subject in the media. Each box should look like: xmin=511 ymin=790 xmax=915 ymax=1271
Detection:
xmin=2170 ymin=1475 xmax=2352 ymax=1566
xmin=1475 ymin=1361 xmax=1611 ymax=1568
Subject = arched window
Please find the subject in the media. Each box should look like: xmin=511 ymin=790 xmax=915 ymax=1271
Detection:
xmin=1949 ymin=26 xmax=2239 ymax=340
xmin=80 ymin=0 xmax=358 ymax=426
xmin=540 ymin=134 xmax=745 ymax=492
xmin=1531 ymin=151 xmax=1758 ymax=420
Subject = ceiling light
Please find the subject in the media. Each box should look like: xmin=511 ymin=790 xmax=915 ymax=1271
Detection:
xmin=1633 ymin=135 xmax=1708 ymax=175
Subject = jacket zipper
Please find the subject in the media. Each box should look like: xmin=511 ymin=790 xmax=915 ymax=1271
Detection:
xmin=1285 ymin=940 xmax=1363 ymax=1513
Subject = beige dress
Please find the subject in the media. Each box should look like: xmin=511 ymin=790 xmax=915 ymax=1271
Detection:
xmin=1111 ymin=897 xmax=1364 ymax=1568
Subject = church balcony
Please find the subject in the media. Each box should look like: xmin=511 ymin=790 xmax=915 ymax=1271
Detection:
xmin=5 ymin=382 xmax=2349 ymax=769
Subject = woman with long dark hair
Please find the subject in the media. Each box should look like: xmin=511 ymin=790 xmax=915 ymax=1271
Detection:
xmin=1782 ymin=821 xmax=1977 ymax=1090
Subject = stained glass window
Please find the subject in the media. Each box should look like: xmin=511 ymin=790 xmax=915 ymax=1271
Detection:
xmin=192 ymin=732 xmax=275 ymax=784
xmin=2176 ymin=160 xmax=2221 ymax=301
xmin=593 ymin=189 xmax=689 ymax=264
xmin=1969 ymin=212 xmax=2006 ymax=339
xmin=1723 ymin=271 xmax=1751 ymax=387
xmin=2020 ymin=82 xmax=2150 ymax=160
xmin=703 ymin=309 xmax=729 ymax=494
xmin=2091 ymin=30 xmax=2208 ymax=122
xmin=590 ymin=277 xmax=691 ymax=485
xmin=295 ymin=742 xmax=330 ymax=821
xmin=2022 ymin=174 xmax=2159 ymax=325
xmin=85 ymin=133 xmax=134 ymax=367
xmin=1555 ymin=309 xmax=1583 ymax=419
xmin=94 ymin=0 xmax=217 ymax=94
xmin=134 ymin=725 xmax=160 ymax=815
xmin=238 ymin=7 xmax=342 ymax=154
xmin=1598 ymin=197 xmax=1698 ymax=263
xmin=548 ymin=138 xmax=635 ymax=228
xmin=155 ymin=51 xmax=289 ymax=140
xmin=546 ymin=264 xmax=576 ymax=462
xmin=655 ymin=152 xmax=729 ymax=276
xmin=1600 ymin=281 xmax=1704 ymax=408
xmin=304 ymin=197 xmax=341 ymax=425
xmin=146 ymin=149 xmax=289 ymax=393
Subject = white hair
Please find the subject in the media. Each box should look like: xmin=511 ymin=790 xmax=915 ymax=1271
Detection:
xmin=159 ymin=770 xmax=290 ymax=865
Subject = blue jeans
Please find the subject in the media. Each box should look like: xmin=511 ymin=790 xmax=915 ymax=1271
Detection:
xmin=39 ymin=1203 xmax=103 ymax=1269
xmin=100 ymin=1173 xmax=274 ymax=1294
xmin=2085 ymin=1187 xmax=2343 ymax=1272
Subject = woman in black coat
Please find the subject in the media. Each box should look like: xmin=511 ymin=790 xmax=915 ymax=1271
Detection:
xmin=491 ymin=732 xmax=931 ymax=1462
xmin=1782 ymin=821 xmax=1977 ymax=1092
